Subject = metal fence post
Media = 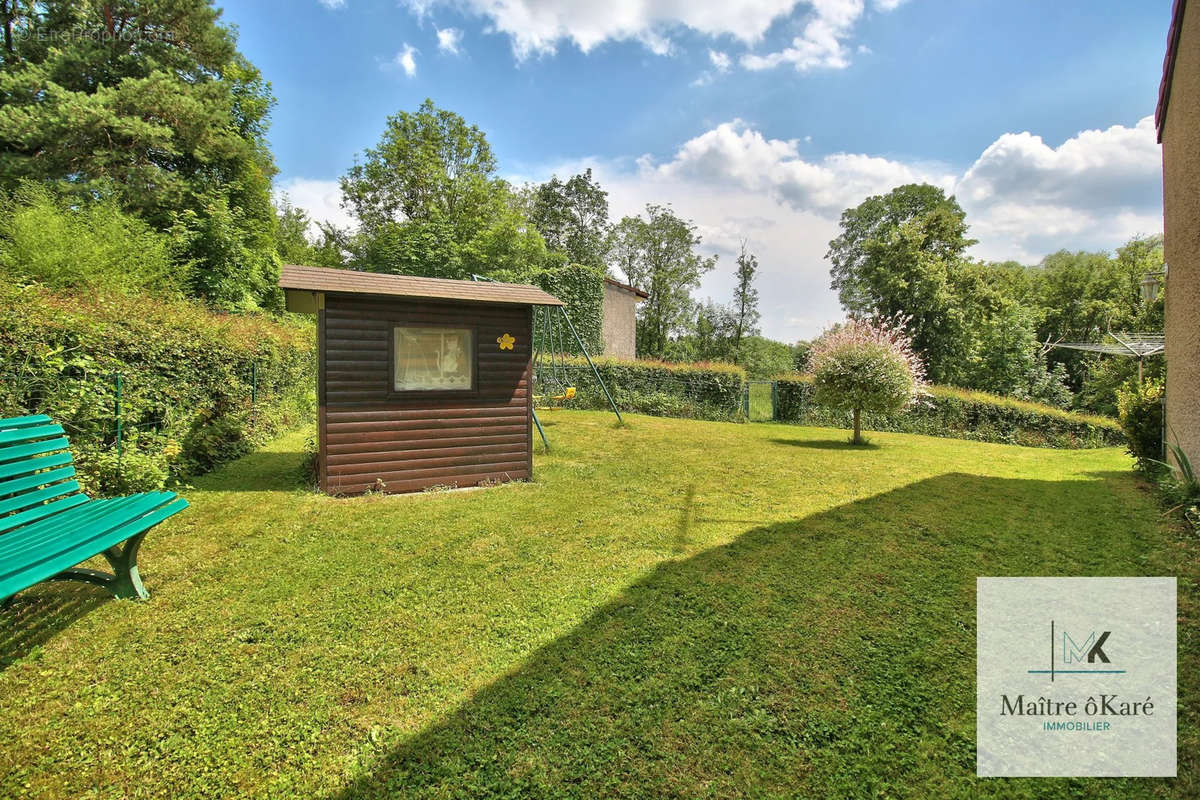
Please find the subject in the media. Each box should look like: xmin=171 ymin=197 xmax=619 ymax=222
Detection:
xmin=771 ymin=381 xmax=778 ymax=421
xmin=114 ymin=372 xmax=123 ymax=476
xmin=743 ymin=382 xmax=750 ymax=418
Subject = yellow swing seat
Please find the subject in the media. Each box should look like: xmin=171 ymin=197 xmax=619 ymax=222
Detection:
xmin=551 ymin=386 xmax=577 ymax=403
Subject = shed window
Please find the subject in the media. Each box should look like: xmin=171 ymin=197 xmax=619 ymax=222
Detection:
xmin=393 ymin=327 xmax=474 ymax=391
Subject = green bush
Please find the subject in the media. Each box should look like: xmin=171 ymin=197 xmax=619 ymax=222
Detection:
xmin=0 ymin=182 xmax=181 ymax=296
xmin=0 ymin=283 xmax=315 ymax=494
xmin=736 ymin=336 xmax=798 ymax=379
xmin=1117 ymin=379 xmax=1164 ymax=470
xmin=776 ymin=376 xmax=1123 ymax=449
xmin=555 ymin=357 xmax=746 ymax=421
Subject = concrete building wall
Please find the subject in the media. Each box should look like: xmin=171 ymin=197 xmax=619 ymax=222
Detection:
xmin=1163 ymin=0 xmax=1200 ymax=468
xmin=602 ymin=282 xmax=639 ymax=359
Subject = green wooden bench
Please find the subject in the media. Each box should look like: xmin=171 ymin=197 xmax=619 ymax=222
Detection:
xmin=0 ymin=414 xmax=187 ymax=603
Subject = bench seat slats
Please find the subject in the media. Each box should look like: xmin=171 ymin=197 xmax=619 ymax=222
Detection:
xmin=0 ymin=497 xmax=188 ymax=600
xmin=0 ymin=414 xmax=187 ymax=602
xmin=0 ymin=479 xmax=81 ymax=518
xmin=0 ymin=414 xmax=53 ymax=430
xmin=0 ymin=424 xmax=65 ymax=447
xmin=0 ymin=493 xmax=171 ymax=561
xmin=0 ymin=437 xmax=71 ymax=466
xmin=0 ymin=451 xmax=73 ymax=481
xmin=0 ymin=465 xmax=76 ymax=499
xmin=0 ymin=493 xmax=90 ymax=536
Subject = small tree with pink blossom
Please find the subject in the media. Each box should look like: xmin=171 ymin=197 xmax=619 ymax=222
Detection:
xmin=808 ymin=316 xmax=926 ymax=445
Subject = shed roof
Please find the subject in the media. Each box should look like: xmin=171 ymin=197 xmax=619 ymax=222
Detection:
xmin=279 ymin=265 xmax=564 ymax=306
xmin=1157 ymin=0 xmax=1188 ymax=142
xmin=604 ymin=277 xmax=649 ymax=299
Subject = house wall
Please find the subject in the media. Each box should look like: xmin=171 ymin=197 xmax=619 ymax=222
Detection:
xmin=1163 ymin=0 xmax=1200 ymax=468
xmin=319 ymin=293 xmax=531 ymax=495
xmin=602 ymin=283 xmax=638 ymax=359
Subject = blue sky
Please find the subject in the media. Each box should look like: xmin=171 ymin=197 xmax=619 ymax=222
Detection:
xmin=220 ymin=0 xmax=1173 ymax=341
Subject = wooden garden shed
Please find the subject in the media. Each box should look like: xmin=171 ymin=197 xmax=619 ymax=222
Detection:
xmin=279 ymin=265 xmax=563 ymax=495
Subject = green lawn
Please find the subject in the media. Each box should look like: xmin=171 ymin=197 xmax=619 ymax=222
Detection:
xmin=1 ymin=411 xmax=1195 ymax=799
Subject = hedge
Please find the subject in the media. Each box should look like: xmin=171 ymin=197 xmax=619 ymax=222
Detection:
xmin=0 ymin=283 xmax=316 ymax=495
xmin=774 ymin=376 xmax=1123 ymax=449
xmin=552 ymin=357 xmax=746 ymax=421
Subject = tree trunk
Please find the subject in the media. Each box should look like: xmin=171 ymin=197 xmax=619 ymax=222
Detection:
xmin=852 ymin=408 xmax=862 ymax=445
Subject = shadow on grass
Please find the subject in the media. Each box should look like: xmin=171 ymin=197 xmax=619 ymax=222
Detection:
xmin=0 ymin=582 xmax=109 ymax=671
xmin=190 ymin=449 xmax=309 ymax=494
xmin=769 ymin=437 xmax=882 ymax=451
xmin=329 ymin=472 xmax=1161 ymax=800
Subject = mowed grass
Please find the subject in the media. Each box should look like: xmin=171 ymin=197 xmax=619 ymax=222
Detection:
xmin=1 ymin=411 xmax=1196 ymax=799
xmin=746 ymin=381 xmax=775 ymax=421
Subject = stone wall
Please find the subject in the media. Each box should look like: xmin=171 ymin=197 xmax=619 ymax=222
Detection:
xmin=602 ymin=282 xmax=639 ymax=358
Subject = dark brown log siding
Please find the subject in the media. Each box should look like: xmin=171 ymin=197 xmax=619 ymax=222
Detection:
xmin=320 ymin=293 xmax=532 ymax=494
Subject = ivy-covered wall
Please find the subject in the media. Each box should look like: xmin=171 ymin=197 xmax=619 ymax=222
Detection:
xmin=532 ymin=263 xmax=605 ymax=356
xmin=0 ymin=284 xmax=316 ymax=494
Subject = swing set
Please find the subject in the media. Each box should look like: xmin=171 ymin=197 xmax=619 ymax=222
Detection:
xmin=471 ymin=276 xmax=622 ymax=450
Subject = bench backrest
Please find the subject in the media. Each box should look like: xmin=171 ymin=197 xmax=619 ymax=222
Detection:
xmin=0 ymin=415 xmax=86 ymax=535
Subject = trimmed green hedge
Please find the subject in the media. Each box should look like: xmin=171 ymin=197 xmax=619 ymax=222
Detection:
xmin=554 ymin=357 xmax=746 ymax=421
xmin=0 ymin=283 xmax=315 ymax=494
xmin=775 ymin=376 xmax=1123 ymax=449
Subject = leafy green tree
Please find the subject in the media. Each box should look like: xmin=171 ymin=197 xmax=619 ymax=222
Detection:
xmin=792 ymin=340 xmax=811 ymax=372
xmin=340 ymin=100 xmax=547 ymax=279
xmin=612 ymin=204 xmax=717 ymax=358
xmin=341 ymin=99 xmax=495 ymax=233
xmin=0 ymin=0 xmax=279 ymax=307
xmin=827 ymin=184 xmax=977 ymax=383
xmin=530 ymin=168 xmax=611 ymax=269
xmin=275 ymin=197 xmax=344 ymax=268
xmin=690 ymin=300 xmax=737 ymax=361
xmin=737 ymin=336 xmax=795 ymax=378
xmin=1034 ymin=250 xmax=1127 ymax=345
xmin=731 ymin=241 xmax=760 ymax=356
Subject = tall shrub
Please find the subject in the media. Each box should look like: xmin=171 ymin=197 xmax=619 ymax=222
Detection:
xmin=0 ymin=183 xmax=180 ymax=295
xmin=809 ymin=317 xmax=925 ymax=445
xmin=1117 ymin=379 xmax=1164 ymax=471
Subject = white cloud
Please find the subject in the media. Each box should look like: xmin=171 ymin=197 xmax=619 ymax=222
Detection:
xmin=437 ymin=27 xmax=463 ymax=54
xmin=709 ymin=49 xmax=732 ymax=72
xmin=741 ymin=0 xmax=869 ymax=72
xmin=274 ymin=178 xmax=356 ymax=238
xmin=645 ymin=120 xmax=955 ymax=214
xmin=318 ymin=0 xmax=346 ymax=8
xmin=401 ymin=0 xmax=886 ymax=62
xmin=391 ymin=44 xmax=418 ymax=77
xmin=955 ymin=116 xmax=1161 ymax=260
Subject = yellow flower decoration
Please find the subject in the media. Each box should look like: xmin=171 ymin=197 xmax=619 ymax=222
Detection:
xmin=497 ymin=333 xmax=515 ymax=350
